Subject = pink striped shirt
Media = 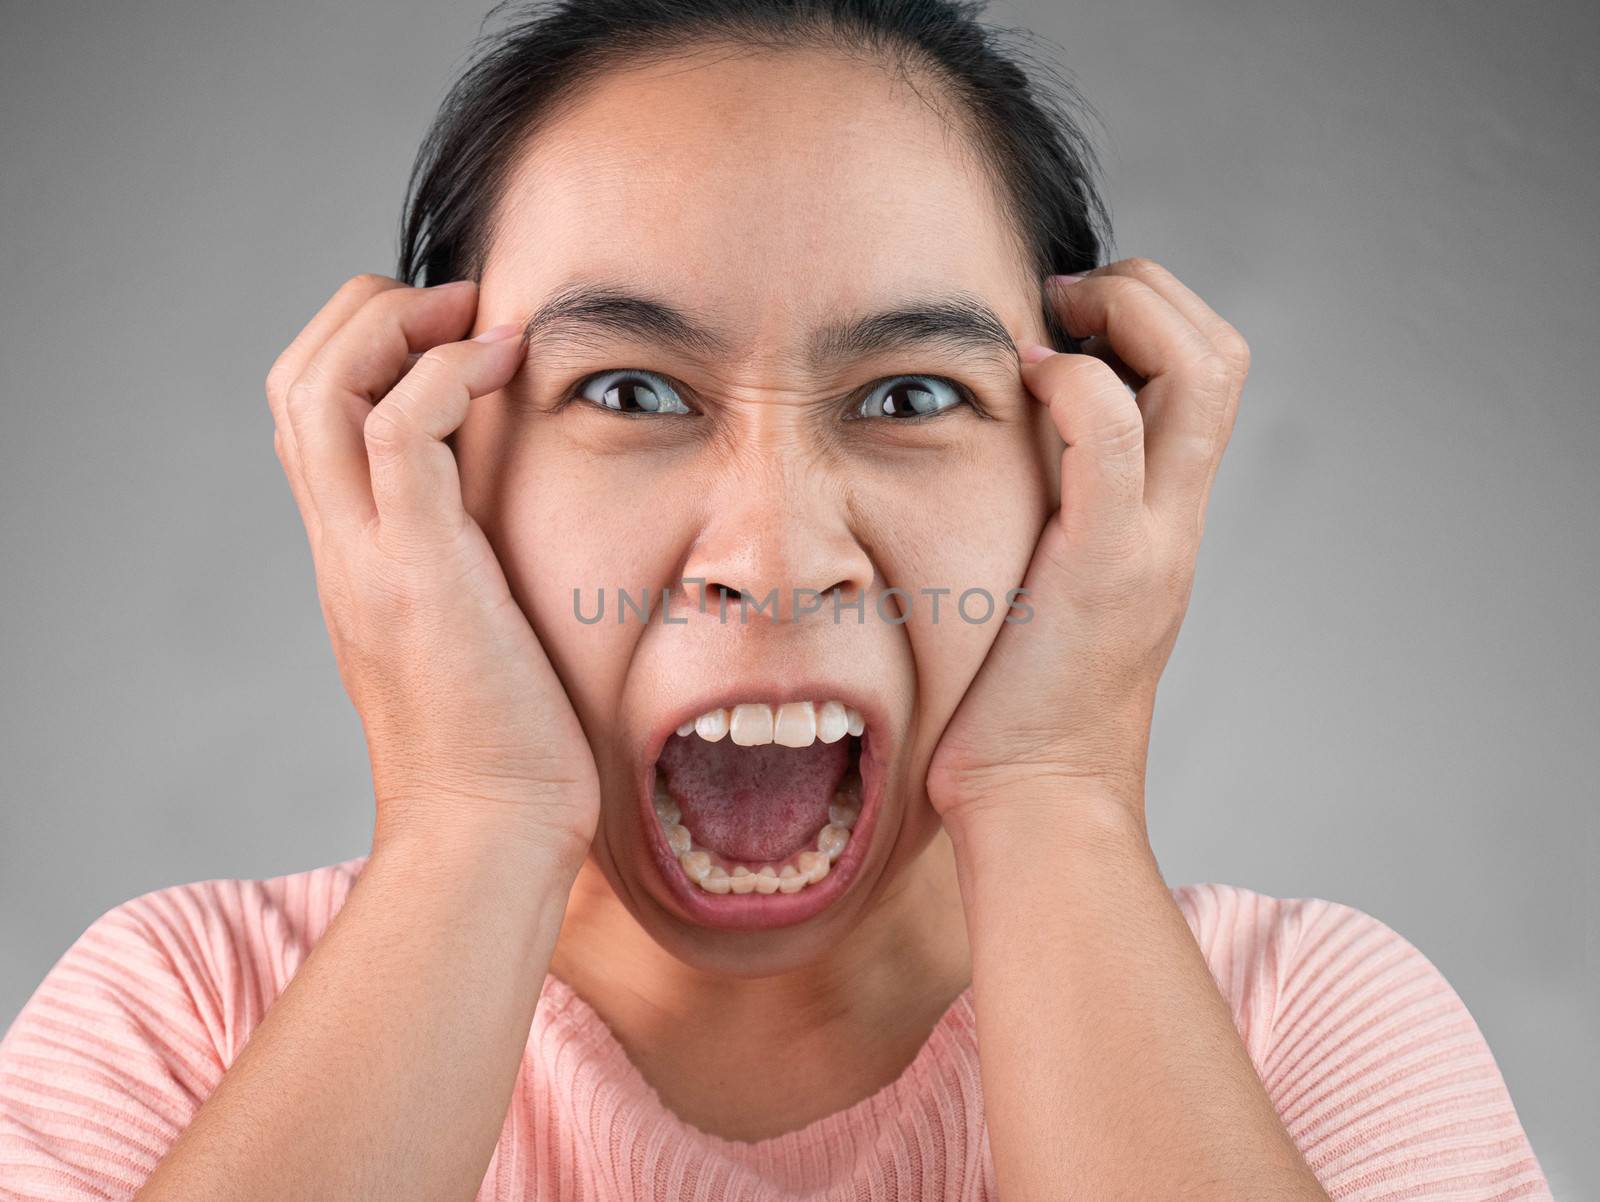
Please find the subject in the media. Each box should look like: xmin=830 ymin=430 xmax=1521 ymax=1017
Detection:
xmin=0 ymin=858 xmax=1554 ymax=1200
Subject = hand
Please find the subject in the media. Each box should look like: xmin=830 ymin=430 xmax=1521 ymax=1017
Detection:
xmin=927 ymin=258 xmax=1249 ymax=831
xmin=264 ymin=274 xmax=600 ymax=867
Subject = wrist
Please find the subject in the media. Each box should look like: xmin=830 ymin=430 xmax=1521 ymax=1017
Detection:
xmin=942 ymin=781 xmax=1150 ymax=867
xmin=344 ymin=814 xmax=583 ymax=992
xmin=371 ymin=802 xmax=592 ymax=898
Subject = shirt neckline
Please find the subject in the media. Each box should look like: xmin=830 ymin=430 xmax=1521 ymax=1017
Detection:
xmin=532 ymin=971 xmax=980 ymax=1164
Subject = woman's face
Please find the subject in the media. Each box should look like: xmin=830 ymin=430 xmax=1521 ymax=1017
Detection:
xmin=457 ymin=45 xmax=1057 ymax=974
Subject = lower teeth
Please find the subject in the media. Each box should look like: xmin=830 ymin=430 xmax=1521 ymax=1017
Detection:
xmin=654 ymin=771 xmax=860 ymax=896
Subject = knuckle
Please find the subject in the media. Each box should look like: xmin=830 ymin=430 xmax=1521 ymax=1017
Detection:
xmin=1046 ymin=352 xmax=1114 ymax=390
xmin=1097 ymin=274 xmax=1146 ymax=311
xmin=411 ymin=342 xmax=463 ymax=377
xmin=402 ymin=345 xmax=472 ymax=399
xmin=342 ymin=272 xmax=398 ymax=300
xmin=367 ymin=282 xmax=425 ymax=323
xmin=363 ymin=403 xmax=411 ymax=453
xmin=1035 ymin=356 xmax=1124 ymax=416
xmin=1096 ymin=401 xmax=1146 ymax=457
xmin=1121 ymin=256 xmax=1169 ymax=285
xmin=1110 ymin=428 xmax=1146 ymax=472
xmin=283 ymin=369 xmax=323 ymax=423
xmin=1191 ymin=350 xmax=1235 ymax=394
xmin=1175 ymin=424 xmax=1222 ymax=471
xmin=1084 ymin=357 xmax=1135 ymax=402
xmin=1217 ymin=326 xmax=1251 ymax=374
xmin=265 ymin=357 xmax=294 ymax=409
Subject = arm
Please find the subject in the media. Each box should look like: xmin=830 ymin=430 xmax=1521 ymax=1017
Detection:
xmin=946 ymin=799 xmax=1331 ymax=1200
xmin=122 ymin=273 xmax=596 ymax=1200
xmin=129 ymin=825 xmax=576 ymax=1202
xmin=0 ymin=841 xmax=574 ymax=1202
xmin=930 ymin=259 xmax=1327 ymax=1198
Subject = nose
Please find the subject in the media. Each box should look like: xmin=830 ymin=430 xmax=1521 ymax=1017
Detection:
xmin=678 ymin=457 xmax=874 ymax=624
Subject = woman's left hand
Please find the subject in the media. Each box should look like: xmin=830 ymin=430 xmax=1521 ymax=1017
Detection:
xmin=927 ymin=257 xmax=1249 ymax=831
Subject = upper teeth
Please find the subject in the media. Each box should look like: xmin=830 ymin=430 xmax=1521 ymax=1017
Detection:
xmin=675 ymin=699 xmax=864 ymax=748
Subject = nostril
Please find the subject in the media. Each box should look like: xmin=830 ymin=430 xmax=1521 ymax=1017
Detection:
xmin=692 ymin=579 xmax=865 ymax=620
xmin=691 ymin=580 xmax=751 ymax=617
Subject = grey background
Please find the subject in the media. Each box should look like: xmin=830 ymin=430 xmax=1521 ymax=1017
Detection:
xmin=1 ymin=0 xmax=1594 ymax=1193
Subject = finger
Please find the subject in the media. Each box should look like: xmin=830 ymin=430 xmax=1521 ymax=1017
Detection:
xmin=272 ymin=427 xmax=319 ymax=548
xmin=1077 ymin=334 xmax=1144 ymax=395
xmin=1086 ymin=258 xmax=1250 ymax=375
xmin=1045 ymin=274 xmax=1231 ymax=530
xmin=285 ymin=281 xmax=481 ymax=532
xmin=1090 ymin=261 xmax=1248 ymax=534
xmin=1019 ymin=350 xmax=1145 ymax=553
xmin=266 ymin=274 xmax=407 ymax=526
xmin=365 ymin=322 xmax=527 ymax=546
xmin=267 ymin=274 xmax=405 ymax=420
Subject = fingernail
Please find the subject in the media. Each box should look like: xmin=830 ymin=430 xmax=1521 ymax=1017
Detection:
xmin=473 ymin=321 xmax=522 ymax=343
xmin=1020 ymin=343 xmax=1058 ymax=364
xmin=1047 ymin=272 xmax=1090 ymax=287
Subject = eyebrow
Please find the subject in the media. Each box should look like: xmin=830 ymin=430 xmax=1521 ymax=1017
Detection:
xmin=520 ymin=280 xmax=1021 ymax=373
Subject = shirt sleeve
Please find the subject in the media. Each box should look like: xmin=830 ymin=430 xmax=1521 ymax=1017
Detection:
xmin=1249 ymin=889 xmax=1555 ymax=1200
xmin=0 ymin=865 xmax=359 ymax=1202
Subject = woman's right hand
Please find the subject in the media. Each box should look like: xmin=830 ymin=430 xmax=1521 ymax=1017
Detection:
xmin=264 ymin=274 xmax=599 ymax=868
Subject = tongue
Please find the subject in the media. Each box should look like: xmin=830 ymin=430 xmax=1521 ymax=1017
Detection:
xmin=657 ymin=734 xmax=849 ymax=863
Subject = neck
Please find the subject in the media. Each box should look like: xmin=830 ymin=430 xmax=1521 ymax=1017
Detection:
xmin=547 ymin=826 xmax=971 ymax=1140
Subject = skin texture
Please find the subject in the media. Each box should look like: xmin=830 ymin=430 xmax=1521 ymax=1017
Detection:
xmin=135 ymin=44 xmax=1330 ymax=1202
xmin=456 ymin=46 xmax=1053 ymax=1135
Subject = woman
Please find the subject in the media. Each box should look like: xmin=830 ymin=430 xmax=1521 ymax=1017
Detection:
xmin=0 ymin=1 xmax=1553 ymax=1199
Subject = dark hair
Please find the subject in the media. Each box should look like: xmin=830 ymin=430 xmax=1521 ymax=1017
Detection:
xmin=395 ymin=0 xmax=1115 ymax=351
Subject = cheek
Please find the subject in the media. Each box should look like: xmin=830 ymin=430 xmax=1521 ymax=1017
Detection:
xmin=456 ymin=398 xmax=1055 ymax=768
xmin=455 ymin=409 xmax=690 ymax=743
xmin=851 ymin=433 xmax=1052 ymax=739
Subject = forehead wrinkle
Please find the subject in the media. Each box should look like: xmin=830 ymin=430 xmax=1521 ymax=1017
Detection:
xmin=522 ymin=276 xmax=1022 ymax=377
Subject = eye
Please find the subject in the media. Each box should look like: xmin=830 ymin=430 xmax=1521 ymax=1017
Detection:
xmin=852 ymin=375 xmax=970 ymax=421
xmin=574 ymin=369 xmax=691 ymax=415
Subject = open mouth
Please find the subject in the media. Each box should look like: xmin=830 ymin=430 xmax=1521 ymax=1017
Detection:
xmin=641 ymin=698 xmax=881 ymax=927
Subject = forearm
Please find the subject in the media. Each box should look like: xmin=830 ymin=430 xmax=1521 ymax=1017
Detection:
xmin=946 ymin=795 xmax=1329 ymax=1202
xmin=134 ymin=818 xmax=579 ymax=1202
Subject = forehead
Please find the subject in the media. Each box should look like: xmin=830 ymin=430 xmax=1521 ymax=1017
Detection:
xmin=481 ymin=45 xmax=1034 ymax=340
